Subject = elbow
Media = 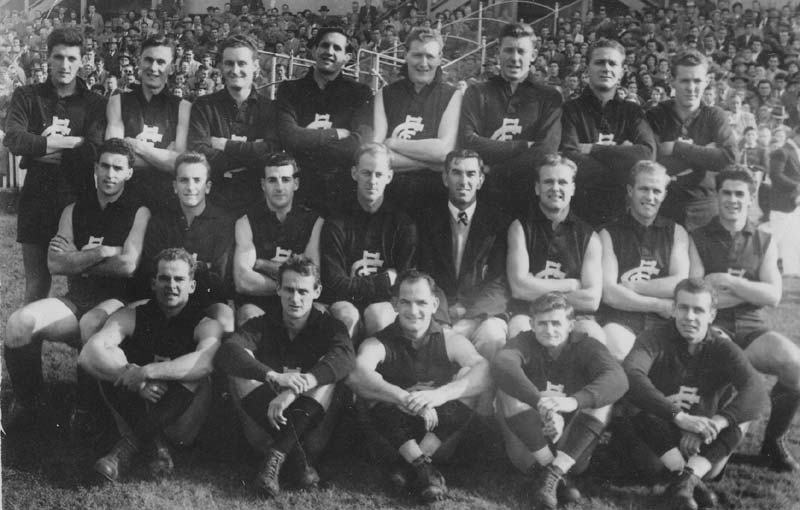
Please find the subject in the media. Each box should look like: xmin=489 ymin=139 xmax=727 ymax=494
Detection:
xmin=508 ymin=278 xmax=526 ymax=299
xmin=766 ymin=291 xmax=781 ymax=308
xmin=233 ymin=276 xmax=248 ymax=295
xmin=120 ymin=259 xmax=138 ymax=278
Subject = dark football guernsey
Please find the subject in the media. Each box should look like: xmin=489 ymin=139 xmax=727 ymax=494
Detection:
xmin=374 ymin=320 xmax=458 ymax=390
xmin=599 ymin=214 xmax=675 ymax=331
xmin=121 ymin=299 xmax=206 ymax=366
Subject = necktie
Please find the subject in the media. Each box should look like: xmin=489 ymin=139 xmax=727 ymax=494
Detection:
xmin=458 ymin=211 xmax=468 ymax=226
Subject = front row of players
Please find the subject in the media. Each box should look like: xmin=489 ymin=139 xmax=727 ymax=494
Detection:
xmin=3 ymin=140 xmax=798 ymax=508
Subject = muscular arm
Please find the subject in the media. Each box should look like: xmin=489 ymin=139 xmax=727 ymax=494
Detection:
xmin=506 ymin=220 xmax=581 ymax=300
xmin=346 ymin=338 xmax=409 ymax=406
xmin=48 ymin=204 xmax=117 ymax=275
xmin=87 ymin=207 xmax=151 ymax=278
xmin=142 ymin=318 xmax=223 ymax=381
xmin=721 ymin=236 xmax=782 ymax=308
xmin=78 ymin=307 xmax=136 ymax=382
xmin=232 ymin=216 xmax=278 ymax=296
xmin=302 ymin=218 xmax=324 ymax=268
xmin=626 ymin=224 xmax=690 ymax=298
xmin=566 ymin=231 xmax=603 ymax=312
xmin=435 ymin=332 xmax=490 ymax=401
xmin=599 ymin=228 xmax=673 ymax=315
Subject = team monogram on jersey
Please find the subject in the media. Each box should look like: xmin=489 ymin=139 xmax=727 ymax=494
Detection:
xmin=621 ymin=259 xmax=660 ymax=282
xmin=46 ymin=116 xmax=71 ymax=136
xmin=545 ymin=381 xmax=566 ymax=396
xmin=391 ymin=115 xmax=425 ymax=140
xmin=136 ymin=125 xmax=163 ymax=146
xmin=490 ymin=118 xmax=522 ymax=141
xmin=81 ymin=236 xmax=104 ymax=250
xmin=351 ymin=250 xmax=384 ymax=276
xmin=230 ymin=134 xmax=247 ymax=142
xmin=596 ymin=133 xmax=615 ymax=145
xmin=307 ymin=113 xmax=333 ymax=130
xmin=727 ymin=267 xmax=746 ymax=278
xmin=271 ymin=247 xmax=293 ymax=263
xmin=534 ymin=260 xmax=566 ymax=280
xmin=674 ymin=385 xmax=701 ymax=410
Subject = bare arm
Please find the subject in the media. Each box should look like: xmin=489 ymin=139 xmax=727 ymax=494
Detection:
xmin=346 ymin=338 xmax=409 ymax=406
xmin=302 ymin=217 xmax=324 ymax=268
xmin=105 ymin=93 xmax=125 ymax=139
xmin=626 ymin=224 xmax=690 ymax=298
xmin=87 ymin=207 xmax=150 ymax=278
xmin=142 ymin=318 xmax=223 ymax=381
xmin=706 ymin=236 xmax=782 ymax=308
xmin=232 ymin=216 xmax=278 ymax=296
xmin=372 ymin=88 xmax=388 ymax=143
xmin=599 ymin=228 xmax=673 ymax=316
xmin=47 ymin=204 xmax=120 ymax=275
xmin=566 ymin=231 xmax=602 ymax=312
xmin=506 ymin=219 xmax=580 ymax=300
xmin=78 ymin=307 xmax=136 ymax=382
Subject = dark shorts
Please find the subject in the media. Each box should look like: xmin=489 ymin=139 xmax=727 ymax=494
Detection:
xmin=17 ymin=166 xmax=77 ymax=245
xmin=57 ymin=295 xmax=100 ymax=320
xmin=599 ymin=309 xmax=668 ymax=335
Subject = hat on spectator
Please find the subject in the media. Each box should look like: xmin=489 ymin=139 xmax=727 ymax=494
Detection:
xmin=731 ymin=74 xmax=749 ymax=84
xmin=772 ymin=106 xmax=790 ymax=120
xmin=319 ymin=5 xmax=330 ymax=12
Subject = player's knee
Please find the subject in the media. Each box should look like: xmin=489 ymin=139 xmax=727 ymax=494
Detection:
xmin=474 ymin=320 xmax=507 ymax=361
xmin=330 ymin=301 xmax=360 ymax=328
xmin=363 ymin=302 xmax=395 ymax=336
xmin=508 ymin=314 xmax=531 ymax=339
xmin=206 ymin=303 xmax=235 ymax=333
xmin=6 ymin=307 xmax=36 ymax=348
xmin=574 ymin=320 xmax=606 ymax=345
xmin=603 ymin=324 xmax=635 ymax=361
xmin=79 ymin=310 xmax=109 ymax=343
xmin=236 ymin=304 xmax=265 ymax=327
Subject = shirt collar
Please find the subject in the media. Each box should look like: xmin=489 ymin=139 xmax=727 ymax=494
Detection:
xmin=705 ymin=216 xmax=756 ymax=236
xmin=448 ymin=201 xmax=476 ymax=224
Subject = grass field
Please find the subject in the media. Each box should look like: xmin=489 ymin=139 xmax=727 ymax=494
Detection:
xmin=1 ymin=190 xmax=799 ymax=510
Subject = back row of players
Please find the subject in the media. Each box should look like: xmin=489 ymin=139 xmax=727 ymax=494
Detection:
xmin=2 ymin=23 xmax=797 ymax=510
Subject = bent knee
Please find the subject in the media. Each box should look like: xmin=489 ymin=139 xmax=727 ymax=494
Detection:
xmin=508 ymin=314 xmax=531 ymax=339
xmin=6 ymin=308 xmax=36 ymax=348
xmin=474 ymin=320 xmax=507 ymax=360
xmin=330 ymin=301 xmax=360 ymax=325
xmin=575 ymin=320 xmax=606 ymax=345
xmin=79 ymin=310 xmax=110 ymax=343
xmin=206 ymin=303 xmax=235 ymax=333
xmin=236 ymin=304 xmax=265 ymax=326
xmin=603 ymin=324 xmax=636 ymax=361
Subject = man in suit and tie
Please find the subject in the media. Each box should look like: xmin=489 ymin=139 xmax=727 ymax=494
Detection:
xmin=419 ymin=149 xmax=512 ymax=362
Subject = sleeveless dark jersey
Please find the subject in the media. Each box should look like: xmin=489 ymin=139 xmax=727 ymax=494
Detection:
xmin=121 ymin=299 xmax=206 ymax=366
xmin=382 ymin=71 xmax=455 ymax=142
xmin=247 ymin=203 xmax=319 ymax=262
xmin=120 ymin=85 xmax=181 ymax=149
xmin=374 ymin=320 xmax=458 ymax=390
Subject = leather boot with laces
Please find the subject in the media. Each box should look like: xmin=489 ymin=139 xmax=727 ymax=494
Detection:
xmin=693 ymin=478 xmax=718 ymax=508
xmin=147 ymin=435 xmax=174 ymax=479
xmin=284 ymin=446 xmax=320 ymax=489
xmin=254 ymin=448 xmax=286 ymax=497
xmin=761 ymin=436 xmax=800 ymax=472
xmin=94 ymin=436 xmax=140 ymax=482
xmin=411 ymin=454 xmax=446 ymax=503
xmin=666 ymin=469 xmax=701 ymax=510
xmin=534 ymin=465 xmax=564 ymax=510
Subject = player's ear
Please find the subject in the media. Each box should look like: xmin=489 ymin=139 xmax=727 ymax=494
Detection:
xmin=188 ymin=278 xmax=196 ymax=294
xmin=313 ymin=283 xmax=321 ymax=300
xmin=351 ymin=165 xmax=358 ymax=181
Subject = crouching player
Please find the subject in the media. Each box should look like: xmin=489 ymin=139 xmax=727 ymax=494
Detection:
xmin=78 ymin=248 xmax=224 ymax=481
xmin=623 ymin=279 xmax=765 ymax=510
xmin=347 ymin=270 xmax=491 ymax=503
xmin=215 ymin=255 xmax=354 ymax=497
xmin=492 ymin=292 xmax=628 ymax=510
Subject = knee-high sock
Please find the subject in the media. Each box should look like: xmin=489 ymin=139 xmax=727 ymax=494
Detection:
xmin=700 ymin=425 xmax=743 ymax=465
xmin=764 ymin=383 xmax=800 ymax=441
xmin=506 ymin=410 xmax=549 ymax=453
xmin=558 ymin=412 xmax=605 ymax=466
xmin=75 ymin=365 xmax=102 ymax=410
xmin=4 ymin=341 xmax=43 ymax=404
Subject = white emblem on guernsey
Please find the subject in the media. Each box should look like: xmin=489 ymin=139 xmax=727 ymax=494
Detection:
xmin=620 ymin=259 xmax=660 ymax=282
xmin=230 ymin=134 xmax=248 ymax=142
xmin=351 ymin=250 xmax=384 ymax=276
xmin=544 ymin=381 xmax=566 ymax=397
xmin=490 ymin=118 xmax=522 ymax=141
xmin=596 ymin=133 xmax=615 ymax=145
xmin=671 ymin=386 xmax=701 ymax=410
xmin=154 ymin=354 xmax=171 ymax=362
xmin=534 ymin=260 xmax=566 ymax=280
xmin=727 ymin=268 xmax=746 ymax=278
xmin=81 ymin=236 xmax=104 ymax=250
xmin=306 ymin=113 xmax=333 ymax=130
xmin=391 ymin=115 xmax=425 ymax=140
xmin=271 ymin=247 xmax=293 ymax=263
xmin=43 ymin=116 xmax=71 ymax=136
xmin=136 ymin=125 xmax=163 ymax=147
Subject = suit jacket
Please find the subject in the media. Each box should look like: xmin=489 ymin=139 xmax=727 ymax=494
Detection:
xmin=420 ymin=201 xmax=511 ymax=321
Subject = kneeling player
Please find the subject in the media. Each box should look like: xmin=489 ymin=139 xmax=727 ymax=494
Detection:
xmin=347 ymin=270 xmax=491 ymax=503
xmin=78 ymin=248 xmax=224 ymax=481
xmin=492 ymin=292 xmax=628 ymax=510
xmin=215 ymin=255 xmax=354 ymax=497
xmin=623 ymin=279 xmax=765 ymax=510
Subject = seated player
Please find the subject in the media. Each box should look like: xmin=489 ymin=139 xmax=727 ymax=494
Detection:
xmin=419 ymin=149 xmax=511 ymax=360
xmin=233 ymin=152 xmax=323 ymax=325
xmin=140 ymin=152 xmax=235 ymax=332
xmin=599 ymin=161 xmax=690 ymax=361
xmin=506 ymin=154 xmax=604 ymax=343
xmin=560 ymin=38 xmax=656 ymax=227
xmin=3 ymin=139 xmax=150 ymax=432
xmin=320 ymin=142 xmax=417 ymax=338
xmin=78 ymin=247 xmax=223 ymax=481
xmin=624 ymin=279 xmax=765 ymax=509
xmin=215 ymin=255 xmax=354 ymax=497
xmin=347 ymin=270 xmax=491 ymax=502
xmin=689 ymin=169 xmax=800 ymax=472
xmin=492 ymin=292 xmax=628 ymax=510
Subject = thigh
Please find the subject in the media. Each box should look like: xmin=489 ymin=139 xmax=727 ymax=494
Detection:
xmin=574 ymin=318 xmax=606 ymax=345
xmin=745 ymin=331 xmax=800 ymax=381
xmin=508 ymin=314 xmax=532 ymax=339
xmin=452 ymin=318 xmax=479 ymax=339
xmin=7 ymin=298 xmax=80 ymax=347
xmin=79 ymin=299 xmax=126 ymax=342
xmin=602 ymin=322 xmax=637 ymax=361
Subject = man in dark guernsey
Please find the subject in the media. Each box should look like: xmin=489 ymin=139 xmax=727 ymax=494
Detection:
xmin=647 ymin=49 xmax=737 ymax=230
xmin=492 ymin=292 xmax=628 ymax=510
xmin=277 ymin=27 xmax=373 ymax=214
xmin=4 ymin=27 xmax=106 ymax=303
xmin=599 ymin=161 xmax=690 ymax=362
xmin=347 ymin=270 xmax=490 ymax=503
xmin=233 ymin=152 xmax=323 ymax=325
xmin=419 ymin=149 xmax=510 ymax=361
xmin=106 ymin=35 xmax=191 ymax=214
xmin=459 ymin=22 xmax=563 ymax=217
xmin=320 ymin=142 xmax=418 ymax=339
xmin=78 ymin=247 xmax=223 ymax=481
xmin=189 ymin=35 xmax=280 ymax=215
xmin=689 ymin=169 xmax=800 ymax=472
xmin=624 ymin=279 xmax=765 ymax=510
xmin=215 ymin=255 xmax=354 ymax=497
xmin=506 ymin=154 xmax=604 ymax=343
xmin=560 ymin=38 xmax=656 ymax=227
xmin=140 ymin=152 xmax=235 ymax=332
xmin=3 ymin=139 xmax=150 ymax=431
xmin=373 ymin=27 xmax=461 ymax=221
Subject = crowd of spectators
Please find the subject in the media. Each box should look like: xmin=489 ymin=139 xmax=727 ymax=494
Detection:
xmin=1 ymin=0 xmax=799 ymax=228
